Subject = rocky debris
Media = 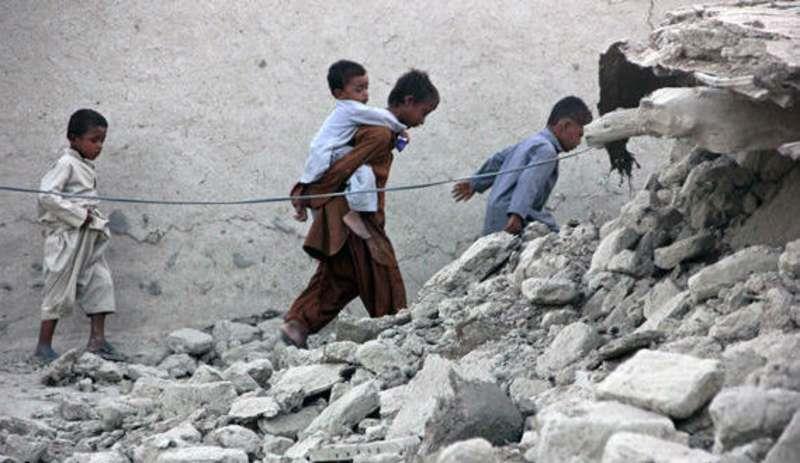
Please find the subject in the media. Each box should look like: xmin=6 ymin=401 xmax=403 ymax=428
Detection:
xmin=520 ymin=278 xmax=580 ymax=305
xmin=159 ymin=381 xmax=238 ymax=417
xmin=166 ymin=328 xmax=214 ymax=356
xmin=709 ymin=386 xmax=800 ymax=452
xmin=596 ymin=349 xmax=723 ymax=419
xmin=418 ymin=232 xmax=518 ymax=302
xmin=533 ymin=400 xmax=679 ymax=463
xmin=435 ymin=438 xmax=496 ymax=463
xmin=228 ymin=396 xmax=281 ymax=421
xmin=688 ymin=246 xmax=780 ymax=302
xmin=601 ymin=432 xmax=719 ymax=463
xmin=302 ymin=380 xmax=380 ymax=438
xmin=155 ymin=446 xmax=248 ymax=462
xmin=536 ymin=322 xmax=602 ymax=380
xmin=764 ymin=410 xmax=800 ymax=463
xmin=16 ymin=18 xmax=800 ymax=457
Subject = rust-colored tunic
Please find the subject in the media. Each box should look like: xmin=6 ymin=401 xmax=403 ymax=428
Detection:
xmin=286 ymin=126 xmax=407 ymax=333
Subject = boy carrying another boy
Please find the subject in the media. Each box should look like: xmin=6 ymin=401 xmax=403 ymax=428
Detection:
xmin=294 ymin=59 xmax=409 ymax=240
xmin=452 ymin=96 xmax=592 ymax=235
xmin=34 ymin=109 xmax=124 ymax=363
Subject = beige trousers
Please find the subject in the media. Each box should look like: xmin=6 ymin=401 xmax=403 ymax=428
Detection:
xmin=41 ymin=227 xmax=115 ymax=320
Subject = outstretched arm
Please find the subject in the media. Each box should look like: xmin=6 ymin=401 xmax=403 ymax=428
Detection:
xmin=469 ymin=144 xmax=514 ymax=193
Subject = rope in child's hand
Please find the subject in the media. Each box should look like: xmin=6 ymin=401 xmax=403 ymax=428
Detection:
xmin=0 ymin=147 xmax=594 ymax=206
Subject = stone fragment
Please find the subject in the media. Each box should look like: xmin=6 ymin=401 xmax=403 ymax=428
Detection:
xmin=709 ymin=303 xmax=763 ymax=343
xmin=601 ymin=432 xmax=720 ymax=463
xmin=420 ymin=232 xmax=518 ymax=298
xmin=436 ymin=438 xmax=496 ymax=463
xmin=354 ymin=339 xmax=409 ymax=382
xmin=521 ymin=278 xmax=580 ymax=305
xmin=63 ymin=451 xmax=131 ymax=463
xmin=159 ymin=381 xmax=238 ymax=417
xmin=212 ymin=320 xmax=260 ymax=355
xmin=228 ymin=396 xmax=281 ymax=421
xmin=125 ymin=363 xmax=169 ymax=380
xmin=130 ymin=376 xmax=173 ymax=399
xmin=779 ymin=239 xmax=800 ymax=278
xmin=534 ymin=400 xmax=678 ymax=463
xmin=270 ymin=364 xmax=345 ymax=397
xmin=709 ymin=386 xmax=800 ymax=451
xmin=379 ymin=385 xmax=408 ymax=419
xmin=540 ymin=308 xmax=578 ymax=330
xmin=206 ymin=425 xmax=260 ymax=456
xmin=258 ymin=402 xmax=324 ymax=439
xmin=387 ymin=355 xmax=521 ymax=452
xmin=261 ymin=435 xmax=293 ymax=456
xmin=60 ymin=398 xmax=96 ymax=421
xmin=536 ymin=322 xmax=602 ymax=378
xmin=302 ymin=380 xmax=380 ymax=438
xmin=688 ymin=246 xmax=779 ymax=302
xmin=189 ymin=365 xmax=225 ymax=384
xmin=636 ymin=291 xmax=692 ymax=333
xmin=158 ymin=354 xmax=197 ymax=379
xmin=335 ymin=312 xmax=411 ymax=344
xmin=596 ymin=349 xmax=723 ymax=419
xmin=132 ymin=422 xmax=202 ymax=463
xmin=165 ymin=328 xmax=213 ymax=355
xmin=589 ymin=227 xmax=640 ymax=274
xmin=508 ymin=377 xmax=551 ymax=415
xmin=307 ymin=437 xmax=420 ymax=462
xmin=764 ymin=410 xmax=800 ymax=463
xmin=653 ymin=233 xmax=715 ymax=270
xmin=322 ymin=341 xmax=359 ymax=363
xmin=155 ymin=446 xmax=247 ymax=463
xmin=0 ymin=434 xmax=48 ymax=463
xmin=642 ymin=278 xmax=681 ymax=320
xmin=219 ymin=340 xmax=274 ymax=367
xmin=595 ymin=330 xmax=665 ymax=362
xmin=221 ymin=362 xmax=259 ymax=393
xmin=75 ymin=352 xmax=125 ymax=383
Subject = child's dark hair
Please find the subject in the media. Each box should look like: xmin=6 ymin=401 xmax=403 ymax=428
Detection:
xmin=547 ymin=96 xmax=593 ymax=126
xmin=327 ymin=60 xmax=367 ymax=94
xmin=67 ymin=109 xmax=108 ymax=140
xmin=387 ymin=69 xmax=439 ymax=107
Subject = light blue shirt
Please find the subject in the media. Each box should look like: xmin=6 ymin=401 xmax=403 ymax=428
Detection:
xmin=470 ymin=128 xmax=562 ymax=235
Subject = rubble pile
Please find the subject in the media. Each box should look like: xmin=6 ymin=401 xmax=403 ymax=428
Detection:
xmin=3 ymin=2 xmax=800 ymax=462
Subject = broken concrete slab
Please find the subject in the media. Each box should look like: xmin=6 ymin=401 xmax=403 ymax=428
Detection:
xmin=589 ymin=227 xmax=640 ymax=275
xmin=155 ymin=446 xmax=248 ymax=463
xmin=302 ymin=380 xmax=380 ymax=438
xmin=688 ymin=246 xmax=780 ymax=302
xmin=335 ymin=312 xmax=411 ymax=344
xmin=435 ymin=438 xmax=496 ymax=463
xmin=596 ymin=349 xmax=723 ymax=419
xmin=536 ymin=322 xmax=602 ymax=379
xmin=270 ymin=364 xmax=345 ymax=397
xmin=534 ymin=400 xmax=678 ymax=463
xmin=158 ymin=353 xmax=197 ymax=379
xmin=601 ymin=432 xmax=720 ymax=463
xmin=709 ymin=386 xmax=800 ymax=452
xmin=764 ymin=410 xmax=800 ymax=463
xmin=166 ymin=328 xmax=213 ymax=356
xmin=654 ymin=233 xmax=715 ymax=270
xmin=228 ymin=396 xmax=281 ymax=421
xmin=520 ymin=278 xmax=580 ymax=306
xmin=205 ymin=425 xmax=261 ymax=456
xmin=159 ymin=381 xmax=238 ymax=417
xmin=419 ymin=232 xmax=518 ymax=300
xmin=386 ymin=355 xmax=521 ymax=452
xmin=258 ymin=402 xmax=325 ymax=439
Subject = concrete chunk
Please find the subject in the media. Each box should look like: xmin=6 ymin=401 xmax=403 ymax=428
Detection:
xmin=535 ymin=400 xmax=678 ymax=463
xmin=166 ymin=328 xmax=213 ymax=355
xmin=688 ymin=246 xmax=779 ymax=302
xmin=602 ymin=432 xmax=720 ymax=463
xmin=536 ymin=322 xmax=602 ymax=378
xmin=596 ymin=349 xmax=723 ymax=419
xmin=302 ymin=380 xmax=380 ymax=438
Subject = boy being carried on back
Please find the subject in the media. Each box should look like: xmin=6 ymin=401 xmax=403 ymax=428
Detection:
xmin=293 ymin=59 xmax=408 ymax=238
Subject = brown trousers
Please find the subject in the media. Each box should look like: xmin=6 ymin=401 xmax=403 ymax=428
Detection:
xmin=285 ymin=234 xmax=407 ymax=334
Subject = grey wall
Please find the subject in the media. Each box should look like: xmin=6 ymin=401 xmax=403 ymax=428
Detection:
xmin=0 ymin=0 xmax=699 ymax=350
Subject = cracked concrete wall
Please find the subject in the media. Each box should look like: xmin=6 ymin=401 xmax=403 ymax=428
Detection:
xmin=0 ymin=0 xmax=698 ymax=349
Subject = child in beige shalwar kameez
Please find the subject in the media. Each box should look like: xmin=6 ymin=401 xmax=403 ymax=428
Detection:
xmin=34 ymin=109 xmax=125 ymax=363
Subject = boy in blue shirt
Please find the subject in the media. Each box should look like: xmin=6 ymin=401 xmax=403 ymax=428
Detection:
xmin=452 ymin=96 xmax=592 ymax=235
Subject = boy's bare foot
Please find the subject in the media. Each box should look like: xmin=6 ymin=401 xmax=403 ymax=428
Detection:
xmin=33 ymin=345 xmax=59 ymax=364
xmin=343 ymin=211 xmax=371 ymax=239
xmin=88 ymin=340 xmax=127 ymax=362
xmin=280 ymin=320 xmax=308 ymax=349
